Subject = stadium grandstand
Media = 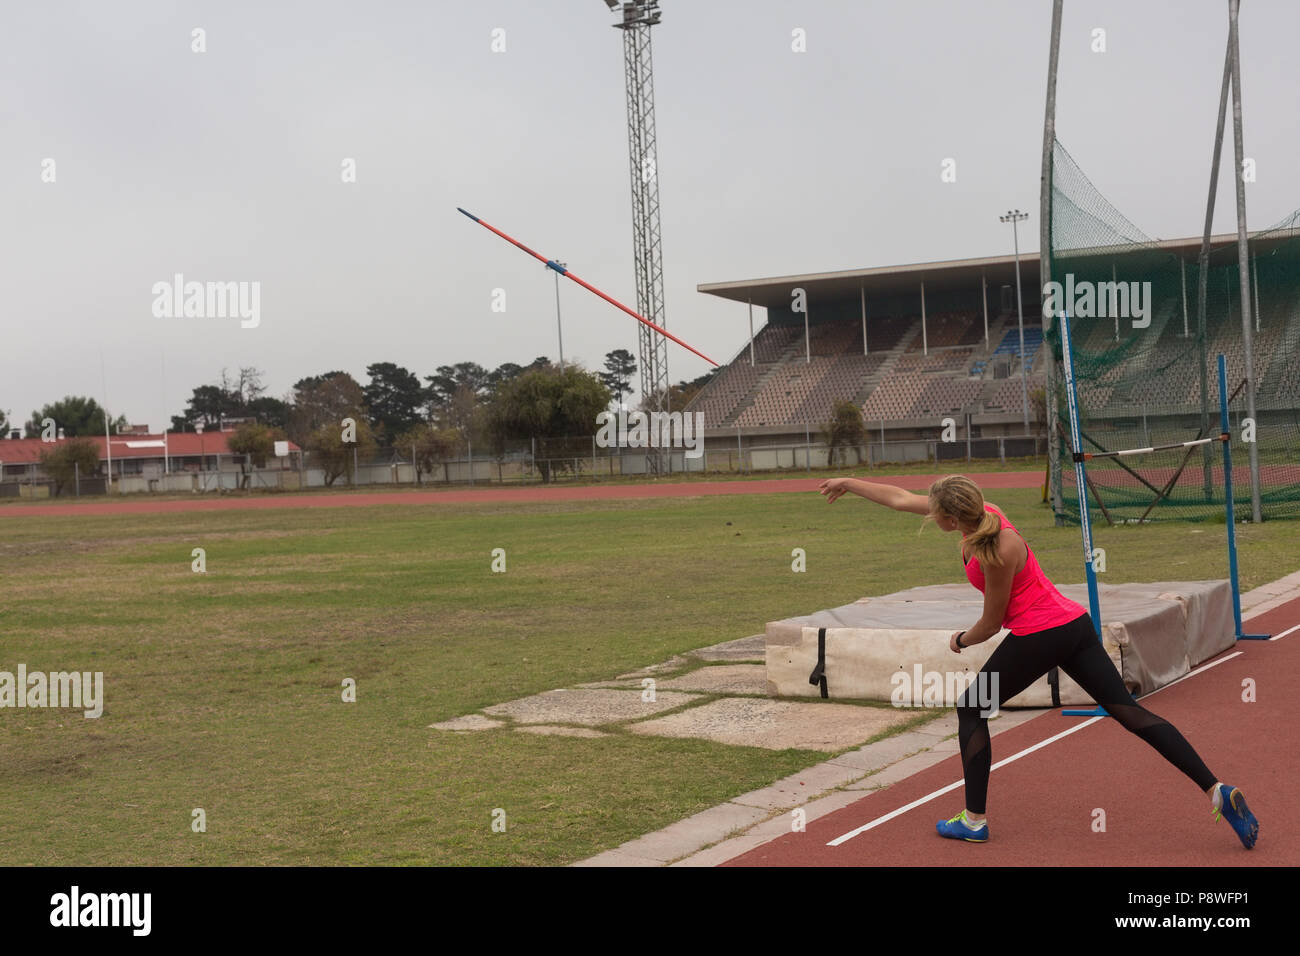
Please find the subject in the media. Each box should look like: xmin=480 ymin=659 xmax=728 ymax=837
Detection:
xmin=690 ymin=230 xmax=1300 ymax=462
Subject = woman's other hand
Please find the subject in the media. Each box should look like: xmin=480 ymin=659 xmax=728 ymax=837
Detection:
xmin=819 ymin=478 xmax=850 ymax=503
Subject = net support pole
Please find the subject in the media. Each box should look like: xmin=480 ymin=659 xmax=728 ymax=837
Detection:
xmin=1058 ymin=309 xmax=1109 ymax=718
xmin=1228 ymin=0 xmax=1262 ymax=523
xmin=1218 ymin=354 xmax=1269 ymax=640
xmin=1040 ymin=0 xmax=1065 ymax=525
xmin=1196 ymin=34 xmax=1232 ymax=504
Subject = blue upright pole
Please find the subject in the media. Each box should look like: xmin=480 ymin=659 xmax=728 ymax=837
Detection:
xmin=1218 ymin=353 xmax=1270 ymax=640
xmin=1056 ymin=311 xmax=1109 ymax=713
xmin=1058 ymin=310 xmax=1108 ymax=717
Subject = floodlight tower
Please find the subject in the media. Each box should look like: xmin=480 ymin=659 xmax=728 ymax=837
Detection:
xmin=605 ymin=0 xmax=670 ymax=473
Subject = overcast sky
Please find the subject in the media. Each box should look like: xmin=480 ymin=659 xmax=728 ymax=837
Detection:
xmin=3 ymin=0 xmax=1297 ymax=430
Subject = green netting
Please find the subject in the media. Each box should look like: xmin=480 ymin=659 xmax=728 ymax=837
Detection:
xmin=1045 ymin=138 xmax=1300 ymax=524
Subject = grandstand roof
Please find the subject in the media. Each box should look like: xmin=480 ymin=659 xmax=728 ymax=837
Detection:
xmin=697 ymin=231 xmax=1289 ymax=309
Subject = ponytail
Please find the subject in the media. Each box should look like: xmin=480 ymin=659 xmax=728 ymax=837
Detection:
xmin=964 ymin=508 xmax=1004 ymax=568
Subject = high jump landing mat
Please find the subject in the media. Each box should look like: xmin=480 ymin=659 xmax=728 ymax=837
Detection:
xmin=767 ymin=581 xmax=1234 ymax=707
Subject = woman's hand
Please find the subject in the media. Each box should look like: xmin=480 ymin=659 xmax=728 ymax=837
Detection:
xmin=819 ymin=477 xmax=851 ymax=503
xmin=950 ymin=631 xmax=966 ymax=653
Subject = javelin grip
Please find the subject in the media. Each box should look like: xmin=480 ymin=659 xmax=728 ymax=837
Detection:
xmin=546 ymin=260 xmax=568 ymax=275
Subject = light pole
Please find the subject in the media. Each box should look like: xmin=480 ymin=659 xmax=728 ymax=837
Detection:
xmin=552 ymin=260 xmax=566 ymax=368
xmin=196 ymin=421 xmax=206 ymax=492
xmin=1000 ymin=209 xmax=1031 ymax=433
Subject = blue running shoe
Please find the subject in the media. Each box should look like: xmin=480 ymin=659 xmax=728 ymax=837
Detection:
xmin=1213 ymin=785 xmax=1259 ymax=849
xmin=936 ymin=810 xmax=989 ymax=843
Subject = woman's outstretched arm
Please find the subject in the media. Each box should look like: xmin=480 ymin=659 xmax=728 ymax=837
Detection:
xmin=818 ymin=477 xmax=930 ymax=515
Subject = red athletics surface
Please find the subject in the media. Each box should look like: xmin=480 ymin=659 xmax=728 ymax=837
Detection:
xmin=723 ymin=597 xmax=1300 ymax=867
xmin=0 ymin=471 xmax=1045 ymax=517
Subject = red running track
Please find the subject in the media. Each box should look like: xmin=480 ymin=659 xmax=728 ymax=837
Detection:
xmin=0 ymin=471 xmax=1045 ymax=517
xmin=723 ymin=597 xmax=1300 ymax=866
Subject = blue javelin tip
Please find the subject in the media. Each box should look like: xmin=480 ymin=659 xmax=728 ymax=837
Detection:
xmin=456 ymin=207 xmax=478 ymax=221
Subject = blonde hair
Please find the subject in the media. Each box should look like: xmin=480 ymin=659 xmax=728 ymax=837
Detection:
xmin=923 ymin=474 xmax=1004 ymax=567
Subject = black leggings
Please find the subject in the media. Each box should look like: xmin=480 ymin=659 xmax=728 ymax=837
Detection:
xmin=955 ymin=612 xmax=1217 ymax=814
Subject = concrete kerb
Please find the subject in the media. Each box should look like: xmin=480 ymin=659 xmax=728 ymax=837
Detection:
xmin=1240 ymin=570 xmax=1300 ymax=618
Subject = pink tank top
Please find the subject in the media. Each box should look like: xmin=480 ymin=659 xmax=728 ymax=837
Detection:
xmin=962 ymin=503 xmax=1086 ymax=634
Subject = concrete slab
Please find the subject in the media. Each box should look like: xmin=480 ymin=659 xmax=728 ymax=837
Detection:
xmin=605 ymin=802 xmax=771 ymax=862
xmin=514 ymin=725 xmax=611 ymax=739
xmin=570 ymin=849 xmax=664 ymax=867
xmin=656 ymin=664 xmax=767 ymax=695
xmin=729 ymin=762 xmax=868 ymax=811
xmin=626 ymin=697 xmax=911 ymax=752
xmin=843 ymin=749 xmax=958 ymax=790
xmin=428 ymin=714 xmax=505 ymax=732
xmin=614 ymin=655 xmax=693 ymax=680
xmin=911 ymin=713 xmax=959 ymax=738
xmin=669 ymin=829 xmax=780 ymax=867
xmin=484 ymin=688 xmax=701 ymax=726
xmin=724 ymin=789 xmax=868 ymax=852
xmin=693 ymin=634 xmax=766 ymax=662
xmin=826 ymin=730 xmax=943 ymax=771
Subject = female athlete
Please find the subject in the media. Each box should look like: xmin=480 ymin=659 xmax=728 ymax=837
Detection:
xmin=818 ymin=473 xmax=1258 ymax=849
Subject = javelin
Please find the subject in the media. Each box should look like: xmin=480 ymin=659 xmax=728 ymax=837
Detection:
xmin=457 ymin=207 xmax=719 ymax=367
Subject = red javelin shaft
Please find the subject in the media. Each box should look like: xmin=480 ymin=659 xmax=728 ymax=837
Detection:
xmin=457 ymin=207 xmax=718 ymax=367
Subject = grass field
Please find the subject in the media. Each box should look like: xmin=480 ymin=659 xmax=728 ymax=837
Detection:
xmin=1 ymin=482 xmax=1294 ymax=865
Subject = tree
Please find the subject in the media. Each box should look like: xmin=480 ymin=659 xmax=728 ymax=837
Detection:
xmin=1028 ymin=385 xmax=1048 ymax=437
xmin=288 ymin=371 xmax=368 ymax=447
xmin=486 ymin=364 xmax=611 ymax=483
xmin=425 ymin=363 xmax=490 ymax=430
xmin=26 ymin=396 xmax=117 ymax=438
xmin=819 ymin=400 xmax=868 ymax=466
xmin=307 ymin=419 xmax=377 ymax=487
xmin=169 ymin=367 xmax=268 ymax=432
xmin=485 ymin=362 xmax=525 ymax=400
xmin=38 ymin=438 xmax=101 ymax=495
xmin=637 ymin=369 xmax=717 ymax=416
xmin=227 ymin=422 xmax=287 ymax=488
xmin=397 ymin=425 xmax=460 ymax=484
xmin=226 ymin=367 xmax=266 ymax=407
xmin=599 ymin=349 xmax=637 ymax=408
xmin=364 ymin=362 xmax=425 ymax=442
xmin=246 ymin=395 xmax=291 ymax=430
xmin=0 ymin=408 xmax=9 ymax=436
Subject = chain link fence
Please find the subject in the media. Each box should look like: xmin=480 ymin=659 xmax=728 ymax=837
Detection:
xmin=1 ymin=434 xmax=1050 ymax=497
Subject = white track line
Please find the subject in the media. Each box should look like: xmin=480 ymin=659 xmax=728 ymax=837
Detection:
xmin=827 ymin=716 xmax=1103 ymax=846
xmin=1268 ymin=623 xmax=1300 ymax=642
xmin=826 ymin=650 xmax=1246 ymax=847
